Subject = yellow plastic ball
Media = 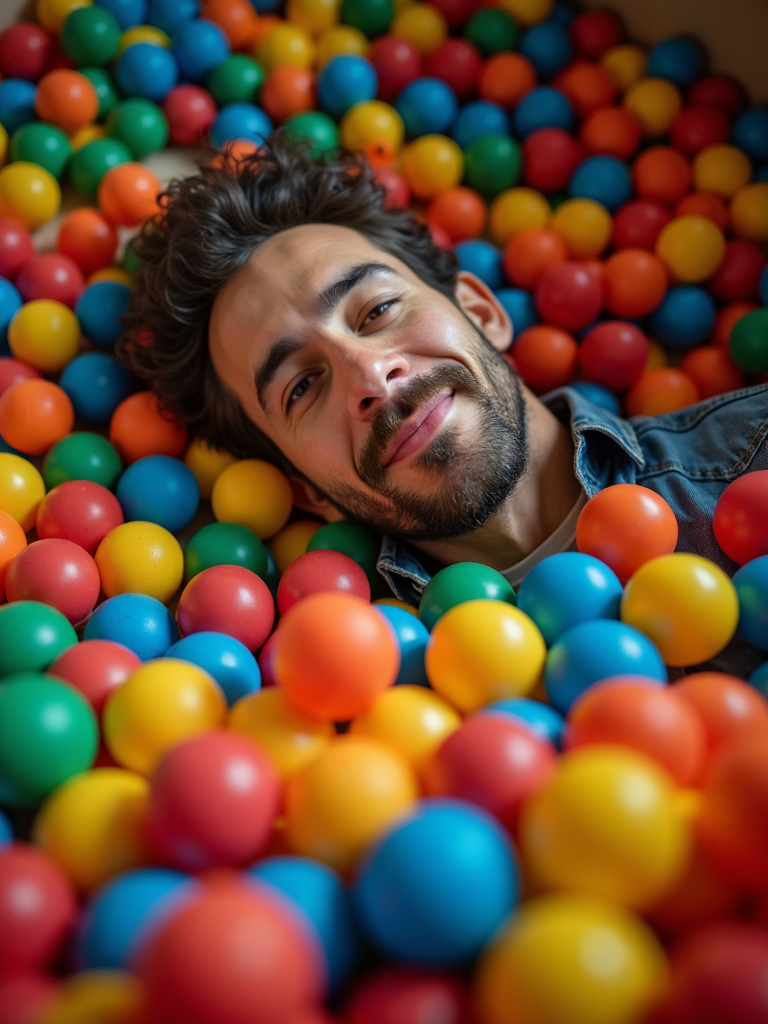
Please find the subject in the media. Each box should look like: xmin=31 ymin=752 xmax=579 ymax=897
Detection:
xmin=623 ymin=78 xmax=682 ymax=138
xmin=70 ymin=124 xmax=106 ymax=150
xmin=33 ymin=768 xmax=149 ymax=893
xmin=286 ymin=734 xmax=418 ymax=874
xmin=0 ymin=162 xmax=62 ymax=231
xmin=373 ymin=597 xmax=419 ymax=617
xmin=117 ymin=25 xmax=171 ymax=55
xmin=229 ymin=688 xmax=334 ymax=780
xmin=94 ymin=521 xmax=184 ymax=603
xmin=316 ymin=24 xmax=369 ymax=66
xmin=258 ymin=22 xmax=316 ymax=71
xmin=87 ymin=266 xmax=133 ymax=287
xmin=0 ymin=452 xmax=46 ymax=532
xmin=8 ymin=299 xmax=81 ymax=373
xmin=655 ymin=214 xmax=726 ymax=283
xmin=621 ymin=553 xmax=739 ymax=667
xmin=476 ymin=895 xmax=669 ymax=1024
xmin=211 ymin=458 xmax=293 ymax=539
xmin=600 ymin=44 xmax=647 ymax=90
xmin=350 ymin=684 xmax=461 ymax=775
xmin=549 ymin=197 xmax=613 ymax=258
xmin=520 ymin=747 xmax=690 ymax=911
xmin=490 ymin=187 xmax=551 ymax=246
xmin=286 ymin=0 xmax=340 ymax=35
xmin=35 ymin=972 xmax=144 ymax=1024
xmin=269 ymin=519 xmax=322 ymax=573
xmin=730 ymin=182 xmax=768 ymax=243
xmin=0 ymin=124 xmax=8 ymax=167
xmin=390 ymin=3 xmax=447 ymax=56
xmin=36 ymin=0 xmax=91 ymax=33
xmin=693 ymin=143 xmax=752 ymax=199
xmin=401 ymin=134 xmax=464 ymax=201
xmin=645 ymin=339 xmax=669 ymax=371
xmin=183 ymin=438 xmax=237 ymax=500
xmin=497 ymin=0 xmax=553 ymax=26
xmin=426 ymin=600 xmax=546 ymax=714
xmin=340 ymin=100 xmax=404 ymax=154
xmin=103 ymin=659 xmax=226 ymax=775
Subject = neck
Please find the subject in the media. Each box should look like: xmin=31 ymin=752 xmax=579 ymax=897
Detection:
xmin=412 ymin=389 xmax=583 ymax=573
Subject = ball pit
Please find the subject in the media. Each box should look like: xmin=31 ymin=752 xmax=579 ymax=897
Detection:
xmin=0 ymin=0 xmax=766 ymax=1017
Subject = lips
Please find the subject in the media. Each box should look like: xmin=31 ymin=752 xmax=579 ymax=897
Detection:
xmin=382 ymin=390 xmax=454 ymax=468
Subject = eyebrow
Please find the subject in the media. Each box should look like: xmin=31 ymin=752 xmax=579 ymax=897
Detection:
xmin=254 ymin=261 xmax=399 ymax=410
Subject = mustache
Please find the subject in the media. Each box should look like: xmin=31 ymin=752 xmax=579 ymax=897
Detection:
xmin=357 ymin=363 xmax=480 ymax=485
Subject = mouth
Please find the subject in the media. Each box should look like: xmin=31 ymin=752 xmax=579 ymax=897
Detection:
xmin=382 ymin=390 xmax=455 ymax=468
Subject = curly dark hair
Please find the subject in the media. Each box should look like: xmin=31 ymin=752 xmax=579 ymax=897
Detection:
xmin=118 ymin=131 xmax=460 ymax=476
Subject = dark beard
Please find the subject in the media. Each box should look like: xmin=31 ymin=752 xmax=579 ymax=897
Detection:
xmin=314 ymin=322 xmax=530 ymax=542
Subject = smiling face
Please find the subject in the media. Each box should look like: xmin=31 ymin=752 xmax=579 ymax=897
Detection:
xmin=209 ymin=223 xmax=530 ymax=541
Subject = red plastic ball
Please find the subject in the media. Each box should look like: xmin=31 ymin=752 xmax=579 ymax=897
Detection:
xmin=631 ymin=146 xmax=692 ymax=205
xmin=522 ymin=127 xmax=583 ymax=193
xmin=678 ymin=346 xmax=745 ymax=400
xmin=579 ymin=320 xmax=649 ymax=391
xmin=0 ymin=973 xmax=60 ymax=1024
xmin=257 ymin=630 xmax=278 ymax=689
xmin=707 ymin=239 xmax=766 ymax=301
xmin=57 ymin=208 xmax=118 ymax=276
xmin=602 ymin=248 xmax=668 ymax=318
xmin=427 ymin=186 xmax=486 ymax=243
xmin=138 ymin=880 xmax=325 ymax=1024
xmin=375 ymin=166 xmax=411 ymax=210
xmin=0 ymin=844 xmax=77 ymax=974
xmin=424 ymin=38 xmax=481 ymax=99
xmin=344 ymin=967 xmax=469 ymax=1024
xmin=5 ymin=538 xmax=100 ymax=625
xmin=0 ymin=357 xmax=41 ymax=398
xmin=568 ymin=9 xmax=622 ymax=58
xmin=49 ymin=639 xmax=141 ymax=716
xmin=674 ymin=191 xmax=729 ymax=230
xmin=368 ymin=36 xmax=422 ymax=103
xmin=0 ymin=22 xmax=54 ymax=82
xmin=36 ymin=479 xmax=125 ymax=556
xmin=145 ymin=731 xmax=281 ymax=871
xmin=712 ymin=301 xmax=757 ymax=347
xmin=553 ymin=60 xmax=617 ymax=117
xmin=674 ymin=672 xmax=768 ymax=765
xmin=534 ymin=260 xmax=604 ymax=331
xmin=277 ymin=549 xmax=371 ymax=615
xmin=0 ymin=217 xmax=35 ymax=280
xmin=503 ymin=227 xmax=568 ymax=289
xmin=428 ymin=0 xmax=474 ymax=30
xmin=670 ymin=105 xmax=731 ymax=156
xmin=162 ymin=85 xmax=219 ymax=147
xmin=508 ymin=325 xmax=578 ymax=393
xmin=687 ymin=75 xmax=744 ymax=116
xmin=14 ymin=252 xmax=85 ymax=308
xmin=612 ymin=199 xmax=671 ymax=250
xmin=713 ymin=470 xmax=768 ymax=565
xmin=579 ymin=105 xmax=642 ymax=161
xmin=177 ymin=564 xmax=275 ymax=652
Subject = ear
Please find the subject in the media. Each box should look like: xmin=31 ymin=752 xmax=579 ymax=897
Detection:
xmin=454 ymin=270 xmax=513 ymax=353
xmin=289 ymin=478 xmax=346 ymax=523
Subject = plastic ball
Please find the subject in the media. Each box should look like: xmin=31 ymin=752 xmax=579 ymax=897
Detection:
xmin=646 ymin=36 xmax=703 ymax=87
xmin=170 ymin=17 xmax=230 ymax=82
xmin=84 ymin=593 xmax=179 ymax=661
xmin=343 ymin=968 xmax=468 ymax=1024
xmin=0 ymin=600 xmax=79 ymax=679
xmin=0 ymin=452 xmax=46 ymax=531
xmin=675 ymin=186 xmax=731 ymax=227
xmin=95 ymin=520 xmax=184 ymax=604
xmin=554 ymin=60 xmax=617 ymax=118
xmin=35 ymin=69 xmax=99 ymax=135
xmin=80 ymin=66 xmax=120 ymax=120
xmin=626 ymin=367 xmax=699 ymax=416
xmin=115 ymin=41 xmax=177 ymax=101
xmin=0 ymin=23 xmax=56 ymax=82
xmin=9 ymin=123 xmax=73 ymax=182
xmin=678 ymin=345 xmax=745 ymax=400
xmin=612 ymin=198 xmax=671 ymax=251
xmin=42 ymin=432 xmax=122 ymax=490
xmin=732 ymin=106 xmax=768 ymax=163
xmin=632 ymin=145 xmax=692 ymax=205
xmin=177 ymin=563 xmax=275 ymax=651
xmin=339 ymin=99 xmax=404 ymax=153
xmin=0 ymin=162 xmax=61 ymax=232
xmin=655 ymin=214 xmax=726 ymax=284
xmin=184 ymin=520 xmax=267 ymax=583
xmin=534 ymin=260 xmax=604 ymax=331
xmin=396 ymin=78 xmax=457 ymax=139
xmin=49 ymin=639 xmax=141 ymax=716
xmin=228 ymin=688 xmax=333 ymax=780
xmin=183 ymin=439 xmax=236 ymax=500
xmin=488 ymin=187 xmax=548 ymax=248
xmin=732 ymin=556 xmax=768 ymax=652
xmin=578 ymin=319 xmax=648 ymax=391
xmin=427 ymin=186 xmax=487 ymax=244
xmin=464 ymin=133 xmax=520 ymax=196
xmin=502 ymin=226 xmax=568 ymax=288
xmin=0 ymin=216 xmax=34 ymax=279
xmin=97 ymin=161 xmax=161 ymax=226
xmin=419 ymin=564 xmax=515 ymax=635
xmin=568 ymin=380 xmax=621 ymax=414
xmin=109 ymin=390 xmax=187 ymax=464
xmin=61 ymin=5 xmax=121 ymax=64
xmin=277 ymin=549 xmax=370 ymax=614
xmin=68 ymin=137 xmax=132 ymax=198
xmin=391 ymin=3 xmax=447 ymax=57
xmin=601 ymin=248 xmax=667 ymax=320
xmin=316 ymin=24 xmax=368 ymax=67
xmin=519 ymin=21 xmax=571 ymax=78
xmin=730 ymin=182 xmax=768 ymax=244
xmin=579 ymin=105 xmax=642 ymax=161
xmin=367 ymin=36 xmax=420 ymax=103
xmin=106 ymin=97 xmax=170 ymax=159
xmin=513 ymin=86 xmax=574 ymax=138
xmin=166 ymin=631 xmax=260 ymax=705
xmin=713 ymin=470 xmax=768 ymax=565
xmin=59 ymin=352 xmax=133 ymax=426
xmin=623 ymin=77 xmax=682 ymax=137
xmin=116 ymin=455 xmax=199 ymax=534
xmin=465 ymin=8 xmax=518 ymax=57
xmin=283 ymin=109 xmax=339 ymax=159
xmin=5 ymin=538 xmax=100 ymax=625
xmin=258 ymin=21 xmax=314 ymax=72
xmin=478 ymin=51 xmax=536 ymax=109
xmin=269 ymin=520 xmax=320 ymax=574
xmin=0 ymin=379 xmax=73 ymax=457
xmin=549 ymin=197 xmax=613 ymax=258
xmin=708 ymin=239 xmax=765 ymax=302
xmin=424 ymin=38 xmax=482 ymax=100
xmin=72 ymin=282 xmax=131 ymax=350
xmin=211 ymin=458 xmax=292 ymax=540
xmin=496 ymin=287 xmax=538 ymax=334
xmin=0 ymin=507 xmax=26 ymax=594
xmin=647 ymin=284 xmax=716 ymax=349
xmin=481 ymin=696 xmax=565 ymax=748
xmin=401 ymin=134 xmax=464 ymax=200
xmin=693 ymin=143 xmax=751 ymax=199
xmin=14 ymin=254 xmax=84 ymax=311
xmin=454 ymin=238 xmax=504 ymax=288
xmin=36 ymin=479 xmax=124 ymax=555
xmin=670 ymin=105 xmax=730 ymax=156
xmin=261 ymin=66 xmax=316 ymax=124
xmin=510 ymin=324 xmax=578 ymax=393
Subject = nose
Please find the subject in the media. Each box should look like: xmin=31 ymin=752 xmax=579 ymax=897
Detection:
xmin=339 ymin=344 xmax=411 ymax=421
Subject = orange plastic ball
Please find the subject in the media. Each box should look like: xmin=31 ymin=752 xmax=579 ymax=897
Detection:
xmin=0 ymin=379 xmax=74 ymax=456
xmin=202 ymin=0 xmax=260 ymax=50
xmin=632 ymin=146 xmax=692 ymax=205
xmin=602 ymin=248 xmax=668 ymax=318
xmin=553 ymin=60 xmax=617 ymax=117
xmin=508 ymin=325 xmax=578 ymax=393
xmin=0 ymin=508 xmax=27 ymax=596
xmin=712 ymin=301 xmax=757 ymax=347
xmin=625 ymin=367 xmax=699 ymax=417
xmin=426 ymin=187 xmax=487 ymax=243
xmin=213 ymin=138 xmax=261 ymax=173
xmin=34 ymin=70 xmax=99 ymax=135
xmin=674 ymin=672 xmax=768 ymax=765
xmin=260 ymin=66 xmax=316 ymax=123
xmin=478 ymin=52 xmax=536 ymax=109
xmin=674 ymin=191 xmax=729 ymax=230
xmin=502 ymin=227 xmax=568 ymax=289
xmin=97 ymin=163 xmax=162 ymax=227
xmin=109 ymin=391 xmax=188 ymax=464
xmin=57 ymin=208 xmax=118 ymax=276
xmin=678 ymin=346 xmax=745 ymax=399
xmin=579 ymin=105 xmax=642 ymax=161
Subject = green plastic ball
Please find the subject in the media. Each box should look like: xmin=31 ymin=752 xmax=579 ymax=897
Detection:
xmin=68 ymin=138 xmax=132 ymax=197
xmin=9 ymin=123 xmax=72 ymax=180
xmin=730 ymin=308 xmax=768 ymax=374
xmin=307 ymin=521 xmax=380 ymax=588
xmin=184 ymin=521 xmax=268 ymax=583
xmin=0 ymin=602 xmax=78 ymax=678
xmin=106 ymin=99 xmax=169 ymax=160
xmin=122 ymin=237 xmax=141 ymax=278
xmin=61 ymin=5 xmax=121 ymax=66
xmin=419 ymin=562 xmax=517 ymax=631
xmin=206 ymin=55 xmax=265 ymax=106
xmin=80 ymin=67 xmax=120 ymax=119
xmin=464 ymin=133 xmax=522 ymax=195
xmin=0 ymin=675 xmax=98 ymax=806
xmin=341 ymin=0 xmax=394 ymax=38
xmin=465 ymin=8 xmax=519 ymax=55
xmin=284 ymin=111 xmax=339 ymax=159
xmin=43 ymin=433 xmax=123 ymax=490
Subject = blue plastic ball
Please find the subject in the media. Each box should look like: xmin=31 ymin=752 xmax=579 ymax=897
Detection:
xmin=646 ymin=36 xmax=704 ymax=88
xmin=171 ymin=18 xmax=230 ymax=81
xmin=452 ymin=101 xmax=508 ymax=151
xmin=0 ymin=807 xmax=11 ymax=846
xmin=84 ymin=594 xmax=180 ymax=660
xmin=0 ymin=79 xmax=37 ymax=136
xmin=395 ymin=78 xmax=458 ymax=138
xmin=75 ymin=868 xmax=198 ymax=970
xmin=353 ymin=799 xmax=518 ymax=967
xmin=734 ymin=556 xmax=768 ymax=652
xmin=374 ymin=606 xmax=429 ymax=687
xmin=512 ymin=86 xmax=574 ymax=138
xmin=647 ymin=285 xmax=716 ymax=348
xmin=95 ymin=0 xmax=147 ymax=29
xmin=210 ymin=102 xmax=272 ymax=147
xmin=250 ymin=0 xmax=280 ymax=10
xmin=732 ymin=107 xmax=768 ymax=164
xmin=59 ymin=353 xmax=134 ymax=425
xmin=317 ymin=55 xmax=377 ymax=120
xmin=74 ymin=282 xmax=132 ymax=349
xmin=569 ymin=380 xmax=621 ymax=414
xmin=547 ymin=2 xmax=575 ymax=28
xmin=519 ymin=22 xmax=572 ymax=78
xmin=116 ymin=455 xmax=199 ymax=533
xmin=544 ymin=619 xmax=667 ymax=713
xmin=479 ymin=697 xmax=565 ymax=748
xmin=115 ymin=42 xmax=178 ymax=101
xmin=749 ymin=660 xmax=768 ymax=697
xmin=166 ymin=631 xmax=261 ymax=705
xmin=569 ymin=155 xmax=632 ymax=211
xmin=496 ymin=287 xmax=538 ymax=335
xmin=148 ymin=0 xmax=199 ymax=34
xmin=249 ymin=855 xmax=359 ymax=989
xmin=454 ymin=239 xmax=505 ymax=290
xmin=754 ymin=165 xmax=768 ymax=182
xmin=517 ymin=552 xmax=623 ymax=647
xmin=0 ymin=279 xmax=23 ymax=349
xmin=761 ymin=264 xmax=768 ymax=306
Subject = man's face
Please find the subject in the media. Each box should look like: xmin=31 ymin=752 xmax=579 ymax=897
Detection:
xmin=209 ymin=224 xmax=529 ymax=541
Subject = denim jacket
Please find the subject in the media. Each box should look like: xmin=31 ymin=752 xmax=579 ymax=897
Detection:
xmin=376 ymin=383 xmax=768 ymax=678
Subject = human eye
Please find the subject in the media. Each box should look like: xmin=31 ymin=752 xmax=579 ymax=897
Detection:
xmin=287 ymin=373 xmax=317 ymax=410
xmin=361 ymin=297 xmax=399 ymax=329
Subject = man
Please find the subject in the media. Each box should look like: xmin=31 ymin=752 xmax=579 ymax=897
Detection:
xmin=121 ymin=134 xmax=768 ymax=675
